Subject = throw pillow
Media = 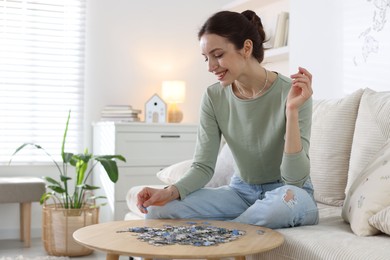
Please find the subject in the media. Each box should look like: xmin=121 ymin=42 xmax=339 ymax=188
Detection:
xmin=156 ymin=143 xmax=235 ymax=188
xmin=345 ymin=88 xmax=390 ymax=194
xmin=156 ymin=159 xmax=192 ymax=185
xmin=310 ymin=89 xmax=363 ymax=206
xmin=369 ymin=205 xmax=390 ymax=236
xmin=342 ymin=140 xmax=390 ymax=236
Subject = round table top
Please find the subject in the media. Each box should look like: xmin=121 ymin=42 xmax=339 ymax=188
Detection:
xmin=73 ymin=219 xmax=284 ymax=259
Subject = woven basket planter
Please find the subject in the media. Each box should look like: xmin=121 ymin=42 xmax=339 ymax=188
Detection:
xmin=42 ymin=204 xmax=99 ymax=256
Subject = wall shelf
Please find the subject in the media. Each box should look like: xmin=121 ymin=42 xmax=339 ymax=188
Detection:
xmin=264 ymin=46 xmax=289 ymax=63
xmin=224 ymin=0 xmax=289 ymax=74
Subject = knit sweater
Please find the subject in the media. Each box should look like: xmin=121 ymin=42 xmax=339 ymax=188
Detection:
xmin=175 ymin=73 xmax=312 ymax=199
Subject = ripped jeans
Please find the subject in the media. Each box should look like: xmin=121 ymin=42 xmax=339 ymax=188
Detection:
xmin=146 ymin=175 xmax=319 ymax=229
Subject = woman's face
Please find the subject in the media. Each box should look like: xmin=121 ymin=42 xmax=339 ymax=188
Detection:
xmin=200 ymin=33 xmax=246 ymax=87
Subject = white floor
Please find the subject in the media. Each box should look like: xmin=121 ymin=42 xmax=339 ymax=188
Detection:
xmin=0 ymin=238 xmax=131 ymax=260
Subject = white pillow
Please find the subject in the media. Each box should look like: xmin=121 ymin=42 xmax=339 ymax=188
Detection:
xmin=156 ymin=159 xmax=193 ymax=185
xmin=156 ymin=143 xmax=234 ymax=187
xmin=369 ymin=205 xmax=390 ymax=236
xmin=125 ymin=185 xmax=164 ymax=218
xmin=310 ymin=89 xmax=363 ymax=206
xmin=342 ymin=140 xmax=390 ymax=236
xmin=345 ymin=88 xmax=390 ymax=194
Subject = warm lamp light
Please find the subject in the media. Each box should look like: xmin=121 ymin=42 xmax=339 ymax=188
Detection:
xmin=161 ymin=80 xmax=186 ymax=123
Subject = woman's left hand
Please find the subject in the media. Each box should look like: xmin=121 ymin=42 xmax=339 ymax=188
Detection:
xmin=287 ymin=67 xmax=313 ymax=110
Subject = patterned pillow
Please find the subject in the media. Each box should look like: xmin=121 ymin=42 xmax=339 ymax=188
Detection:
xmin=342 ymin=140 xmax=390 ymax=236
xmin=369 ymin=206 xmax=390 ymax=236
xmin=345 ymin=88 xmax=390 ymax=194
xmin=310 ymin=89 xmax=363 ymax=206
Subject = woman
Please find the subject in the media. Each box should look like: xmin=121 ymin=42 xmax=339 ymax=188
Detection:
xmin=137 ymin=10 xmax=319 ymax=229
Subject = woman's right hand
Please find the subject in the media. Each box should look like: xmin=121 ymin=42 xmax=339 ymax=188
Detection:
xmin=136 ymin=185 xmax=180 ymax=214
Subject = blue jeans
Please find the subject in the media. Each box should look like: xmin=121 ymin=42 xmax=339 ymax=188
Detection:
xmin=146 ymin=175 xmax=319 ymax=229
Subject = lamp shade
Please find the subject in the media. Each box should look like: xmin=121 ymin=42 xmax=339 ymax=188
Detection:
xmin=161 ymin=81 xmax=186 ymax=104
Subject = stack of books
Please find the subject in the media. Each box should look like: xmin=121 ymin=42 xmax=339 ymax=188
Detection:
xmin=101 ymin=105 xmax=142 ymax=122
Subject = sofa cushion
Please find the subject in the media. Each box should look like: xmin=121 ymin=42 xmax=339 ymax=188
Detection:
xmin=156 ymin=159 xmax=192 ymax=186
xmin=125 ymin=184 xmax=164 ymax=219
xmin=156 ymin=143 xmax=234 ymax=187
xmin=250 ymin=204 xmax=390 ymax=260
xmin=310 ymin=89 xmax=363 ymax=206
xmin=369 ymin=205 xmax=390 ymax=236
xmin=346 ymin=88 xmax=390 ymax=193
xmin=342 ymin=140 xmax=390 ymax=236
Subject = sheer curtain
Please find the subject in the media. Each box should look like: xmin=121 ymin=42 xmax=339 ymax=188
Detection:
xmin=0 ymin=0 xmax=86 ymax=163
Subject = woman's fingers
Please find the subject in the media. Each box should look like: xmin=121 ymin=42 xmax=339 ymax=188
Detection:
xmin=291 ymin=67 xmax=313 ymax=97
xmin=298 ymin=67 xmax=312 ymax=81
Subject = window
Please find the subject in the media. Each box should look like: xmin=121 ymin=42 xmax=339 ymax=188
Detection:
xmin=0 ymin=0 xmax=86 ymax=164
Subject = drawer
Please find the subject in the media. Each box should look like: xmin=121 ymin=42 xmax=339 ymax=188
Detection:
xmin=116 ymin=132 xmax=196 ymax=166
xmin=115 ymin=166 xmax=166 ymax=201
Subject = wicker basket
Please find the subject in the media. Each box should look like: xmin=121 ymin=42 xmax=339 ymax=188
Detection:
xmin=42 ymin=204 xmax=99 ymax=256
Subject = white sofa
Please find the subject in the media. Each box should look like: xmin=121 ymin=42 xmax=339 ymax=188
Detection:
xmin=125 ymin=88 xmax=390 ymax=260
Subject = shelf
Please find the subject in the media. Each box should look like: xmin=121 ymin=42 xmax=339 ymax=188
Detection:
xmin=264 ymin=46 xmax=289 ymax=63
xmin=224 ymin=0 xmax=289 ymax=66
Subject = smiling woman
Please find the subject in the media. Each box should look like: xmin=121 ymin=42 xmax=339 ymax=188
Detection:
xmin=136 ymin=9 xmax=318 ymax=230
xmin=0 ymin=0 xmax=87 ymax=165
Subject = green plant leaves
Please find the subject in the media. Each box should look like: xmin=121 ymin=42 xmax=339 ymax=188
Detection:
xmin=9 ymin=110 xmax=126 ymax=209
xmin=43 ymin=176 xmax=62 ymax=186
xmin=95 ymin=158 xmax=119 ymax=183
xmin=63 ymin=152 xmax=74 ymax=164
xmin=94 ymin=155 xmax=126 ymax=183
xmin=61 ymin=110 xmax=71 ymax=162
xmin=83 ymin=184 xmax=100 ymax=190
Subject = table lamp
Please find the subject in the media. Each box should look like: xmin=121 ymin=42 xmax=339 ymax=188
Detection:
xmin=161 ymin=80 xmax=186 ymax=123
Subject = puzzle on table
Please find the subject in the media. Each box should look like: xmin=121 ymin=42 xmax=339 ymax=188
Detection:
xmin=117 ymin=221 xmax=246 ymax=247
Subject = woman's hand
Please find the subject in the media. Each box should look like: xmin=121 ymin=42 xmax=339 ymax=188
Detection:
xmin=136 ymin=185 xmax=179 ymax=214
xmin=288 ymin=67 xmax=313 ymax=111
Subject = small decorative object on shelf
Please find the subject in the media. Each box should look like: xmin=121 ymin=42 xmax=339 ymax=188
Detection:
xmin=101 ymin=105 xmax=142 ymax=122
xmin=145 ymin=93 xmax=167 ymax=123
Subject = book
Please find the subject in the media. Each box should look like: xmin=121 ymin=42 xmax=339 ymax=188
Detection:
xmin=100 ymin=117 xmax=141 ymax=122
xmin=273 ymin=12 xmax=289 ymax=48
xmin=100 ymin=104 xmax=142 ymax=122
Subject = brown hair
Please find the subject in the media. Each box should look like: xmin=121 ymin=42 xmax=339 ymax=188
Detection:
xmin=198 ymin=10 xmax=266 ymax=63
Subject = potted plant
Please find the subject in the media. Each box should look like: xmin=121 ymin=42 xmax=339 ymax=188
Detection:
xmin=9 ymin=110 xmax=126 ymax=256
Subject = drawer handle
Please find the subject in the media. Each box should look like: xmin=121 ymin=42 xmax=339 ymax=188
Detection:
xmin=161 ymin=134 xmax=181 ymax=139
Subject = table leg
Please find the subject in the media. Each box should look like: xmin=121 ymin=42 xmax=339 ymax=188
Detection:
xmin=106 ymin=253 xmax=119 ymax=260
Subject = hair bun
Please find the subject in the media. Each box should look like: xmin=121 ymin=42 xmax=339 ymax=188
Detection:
xmin=241 ymin=10 xmax=263 ymax=29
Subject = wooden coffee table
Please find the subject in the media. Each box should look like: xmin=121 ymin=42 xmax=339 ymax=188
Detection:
xmin=73 ymin=219 xmax=284 ymax=260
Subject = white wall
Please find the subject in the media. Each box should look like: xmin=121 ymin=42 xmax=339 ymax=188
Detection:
xmin=290 ymin=0 xmax=344 ymax=99
xmin=84 ymin=0 xmax=231 ymax=130
xmin=0 ymin=0 xmax=231 ymax=240
xmin=290 ymin=0 xmax=390 ymax=99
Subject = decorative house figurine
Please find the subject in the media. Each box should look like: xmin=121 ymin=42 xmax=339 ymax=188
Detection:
xmin=145 ymin=94 xmax=167 ymax=123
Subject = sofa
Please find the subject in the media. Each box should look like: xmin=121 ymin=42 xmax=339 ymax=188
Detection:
xmin=125 ymin=88 xmax=390 ymax=260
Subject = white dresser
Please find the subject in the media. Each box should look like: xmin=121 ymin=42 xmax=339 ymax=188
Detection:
xmin=92 ymin=122 xmax=198 ymax=222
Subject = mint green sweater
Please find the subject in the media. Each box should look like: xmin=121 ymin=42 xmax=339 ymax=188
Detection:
xmin=175 ymin=74 xmax=312 ymax=199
